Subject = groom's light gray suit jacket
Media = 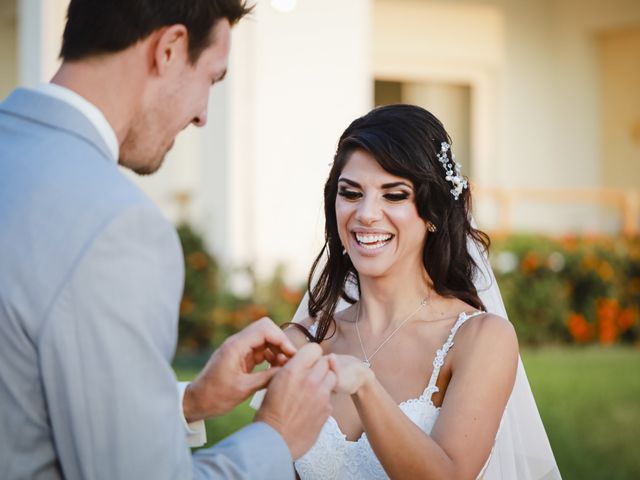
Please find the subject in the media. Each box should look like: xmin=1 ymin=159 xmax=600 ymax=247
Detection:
xmin=0 ymin=89 xmax=293 ymax=479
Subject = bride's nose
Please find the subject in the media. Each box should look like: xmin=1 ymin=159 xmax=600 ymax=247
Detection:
xmin=355 ymin=195 xmax=383 ymax=225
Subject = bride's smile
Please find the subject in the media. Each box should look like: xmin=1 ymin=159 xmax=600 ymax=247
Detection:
xmin=336 ymin=149 xmax=428 ymax=279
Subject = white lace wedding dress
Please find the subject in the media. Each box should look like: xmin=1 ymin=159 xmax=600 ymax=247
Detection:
xmin=295 ymin=311 xmax=490 ymax=480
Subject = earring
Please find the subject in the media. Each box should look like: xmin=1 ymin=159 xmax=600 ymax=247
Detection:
xmin=427 ymin=222 xmax=437 ymax=233
xmin=342 ymin=248 xmax=347 ymax=255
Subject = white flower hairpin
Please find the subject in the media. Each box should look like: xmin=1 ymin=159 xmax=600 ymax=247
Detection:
xmin=436 ymin=142 xmax=468 ymax=200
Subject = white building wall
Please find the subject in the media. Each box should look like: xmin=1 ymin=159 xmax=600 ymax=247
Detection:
xmin=233 ymin=0 xmax=373 ymax=282
xmin=17 ymin=0 xmax=67 ymax=87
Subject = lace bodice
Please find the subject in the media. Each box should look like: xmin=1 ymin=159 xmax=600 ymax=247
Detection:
xmin=295 ymin=311 xmax=485 ymax=480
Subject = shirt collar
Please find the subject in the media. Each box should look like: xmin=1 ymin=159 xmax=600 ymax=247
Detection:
xmin=35 ymin=83 xmax=119 ymax=163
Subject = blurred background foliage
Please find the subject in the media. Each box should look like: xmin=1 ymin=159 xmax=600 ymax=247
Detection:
xmin=176 ymin=223 xmax=303 ymax=352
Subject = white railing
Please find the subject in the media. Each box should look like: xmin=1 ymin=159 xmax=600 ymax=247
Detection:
xmin=473 ymin=185 xmax=640 ymax=236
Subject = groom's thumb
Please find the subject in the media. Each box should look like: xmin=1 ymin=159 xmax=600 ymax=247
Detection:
xmin=246 ymin=367 xmax=280 ymax=392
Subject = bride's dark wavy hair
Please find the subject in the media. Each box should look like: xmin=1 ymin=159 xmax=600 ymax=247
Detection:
xmin=296 ymin=104 xmax=490 ymax=343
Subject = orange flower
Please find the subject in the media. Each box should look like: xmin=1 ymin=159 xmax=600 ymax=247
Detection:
xmin=247 ymin=304 xmax=269 ymax=321
xmin=596 ymin=298 xmax=619 ymax=324
xmin=618 ymin=308 xmax=638 ymax=331
xmin=561 ymin=235 xmax=578 ymax=252
xmin=520 ymin=252 xmax=540 ymax=273
xmin=281 ymin=286 xmax=303 ymax=304
xmin=596 ymin=299 xmax=619 ymax=345
xmin=567 ymin=313 xmax=594 ymax=343
xmin=581 ymin=254 xmax=599 ymax=271
xmin=180 ymin=296 xmax=194 ymax=315
xmin=187 ymin=251 xmax=209 ymax=270
xmin=599 ymin=323 xmax=618 ymax=345
xmin=596 ymin=261 xmax=614 ymax=281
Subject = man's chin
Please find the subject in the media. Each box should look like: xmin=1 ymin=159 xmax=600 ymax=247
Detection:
xmin=120 ymin=155 xmax=166 ymax=176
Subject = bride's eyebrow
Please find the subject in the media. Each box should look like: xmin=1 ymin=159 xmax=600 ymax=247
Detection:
xmin=381 ymin=181 xmax=413 ymax=190
xmin=338 ymin=178 xmax=361 ymax=188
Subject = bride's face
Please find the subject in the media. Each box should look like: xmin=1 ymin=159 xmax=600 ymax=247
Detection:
xmin=335 ymin=149 xmax=428 ymax=279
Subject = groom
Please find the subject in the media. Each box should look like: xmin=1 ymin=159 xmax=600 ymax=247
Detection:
xmin=0 ymin=1 xmax=335 ymax=479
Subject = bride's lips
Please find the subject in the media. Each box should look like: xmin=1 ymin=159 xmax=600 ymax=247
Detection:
xmin=350 ymin=229 xmax=395 ymax=255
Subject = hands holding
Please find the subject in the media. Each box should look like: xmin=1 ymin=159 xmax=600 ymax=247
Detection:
xmin=183 ymin=317 xmax=296 ymax=422
xmin=182 ymin=316 xmax=374 ymax=460
xmin=255 ymin=343 xmax=336 ymax=459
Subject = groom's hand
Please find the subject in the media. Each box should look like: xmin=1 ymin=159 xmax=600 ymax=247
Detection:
xmin=183 ymin=317 xmax=297 ymax=422
xmin=255 ymin=343 xmax=337 ymax=460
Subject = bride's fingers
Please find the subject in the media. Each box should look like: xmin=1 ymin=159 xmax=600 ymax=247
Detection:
xmin=327 ymin=354 xmax=338 ymax=372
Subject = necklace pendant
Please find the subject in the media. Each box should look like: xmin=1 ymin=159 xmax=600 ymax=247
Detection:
xmin=363 ymin=360 xmax=371 ymax=368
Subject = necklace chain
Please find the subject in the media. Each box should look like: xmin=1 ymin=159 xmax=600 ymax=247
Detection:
xmin=355 ymin=294 xmax=429 ymax=368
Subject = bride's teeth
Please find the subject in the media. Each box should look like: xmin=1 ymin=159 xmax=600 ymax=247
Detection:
xmin=355 ymin=233 xmax=392 ymax=246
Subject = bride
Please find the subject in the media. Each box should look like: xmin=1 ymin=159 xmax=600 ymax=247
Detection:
xmin=260 ymin=104 xmax=560 ymax=479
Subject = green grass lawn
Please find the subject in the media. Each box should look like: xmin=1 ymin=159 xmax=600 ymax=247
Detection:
xmin=175 ymin=346 xmax=640 ymax=480
xmin=521 ymin=347 xmax=640 ymax=480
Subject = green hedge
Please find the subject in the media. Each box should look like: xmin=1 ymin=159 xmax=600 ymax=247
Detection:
xmin=492 ymin=234 xmax=640 ymax=345
xmin=176 ymin=224 xmax=303 ymax=351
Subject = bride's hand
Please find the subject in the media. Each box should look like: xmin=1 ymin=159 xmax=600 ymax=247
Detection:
xmin=328 ymin=354 xmax=375 ymax=395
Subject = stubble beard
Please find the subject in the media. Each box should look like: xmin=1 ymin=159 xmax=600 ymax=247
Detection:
xmin=119 ymin=130 xmax=168 ymax=176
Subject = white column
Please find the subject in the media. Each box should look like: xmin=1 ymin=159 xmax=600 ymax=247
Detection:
xmin=225 ymin=0 xmax=373 ymax=283
xmin=18 ymin=0 xmax=68 ymax=86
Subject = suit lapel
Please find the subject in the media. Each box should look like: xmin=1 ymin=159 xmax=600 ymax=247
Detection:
xmin=0 ymin=88 xmax=115 ymax=163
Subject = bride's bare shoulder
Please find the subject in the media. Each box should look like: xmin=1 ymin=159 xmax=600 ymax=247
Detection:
xmin=454 ymin=312 xmax=519 ymax=364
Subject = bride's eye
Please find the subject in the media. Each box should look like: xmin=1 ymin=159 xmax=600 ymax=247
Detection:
xmin=384 ymin=192 xmax=410 ymax=202
xmin=338 ymin=189 xmax=362 ymax=200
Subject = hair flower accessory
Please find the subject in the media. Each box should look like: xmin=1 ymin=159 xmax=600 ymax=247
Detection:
xmin=436 ymin=142 xmax=468 ymax=200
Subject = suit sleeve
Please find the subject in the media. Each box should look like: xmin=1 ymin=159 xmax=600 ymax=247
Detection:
xmin=38 ymin=205 xmax=293 ymax=479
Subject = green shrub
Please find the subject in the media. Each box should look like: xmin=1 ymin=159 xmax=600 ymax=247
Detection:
xmin=177 ymin=224 xmax=303 ymax=352
xmin=491 ymin=235 xmax=640 ymax=345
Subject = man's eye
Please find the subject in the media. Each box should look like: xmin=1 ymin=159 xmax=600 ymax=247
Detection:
xmin=384 ymin=192 xmax=410 ymax=202
xmin=338 ymin=190 xmax=362 ymax=200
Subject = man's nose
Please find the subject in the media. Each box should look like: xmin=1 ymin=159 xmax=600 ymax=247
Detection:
xmin=192 ymin=107 xmax=208 ymax=127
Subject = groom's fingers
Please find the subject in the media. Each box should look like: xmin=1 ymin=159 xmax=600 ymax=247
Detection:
xmin=275 ymin=352 xmax=289 ymax=366
xmin=240 ymin=317 xmax=297 ymax=357
xmin=251 ymin=344 xmax=291 ymax=368
xmin=284 ymin=343 xmax=323 ymax=372
xmin=254 ymin=346 xmax=276 ymax=366
xmin=245 ymin=367 xmax=280 ymax=392
xmin=305 ymin=354 xmax=330 ymax=385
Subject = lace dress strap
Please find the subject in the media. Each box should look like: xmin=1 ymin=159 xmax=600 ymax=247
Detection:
xmin=422 ymin=311 xmax=485 ymax=402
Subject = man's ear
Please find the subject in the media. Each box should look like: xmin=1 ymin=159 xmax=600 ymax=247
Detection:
xmin=152 ymin=24 xmax=189 ymax=76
